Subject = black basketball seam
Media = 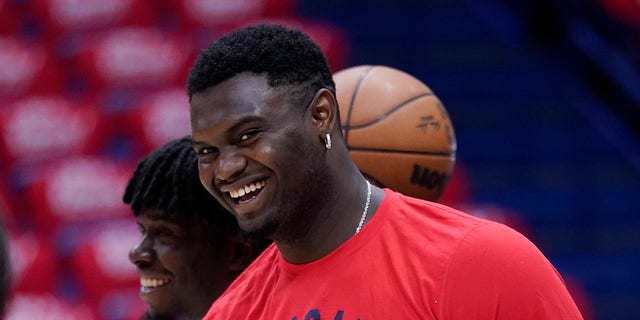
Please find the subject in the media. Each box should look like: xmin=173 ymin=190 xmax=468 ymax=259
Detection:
xmin=343 ymin=92 xmax=435 ymax=130
xmin=348 ymin=146 xmax=454 ymax=157
xmin=343 ymin=65 xmax=375 ymax=144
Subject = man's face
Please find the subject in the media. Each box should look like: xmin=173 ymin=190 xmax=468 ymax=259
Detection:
xmin=129 ymin=210 xmax=234 ymax=319
xmin=190 ymin=73 xmax=329 ymax=240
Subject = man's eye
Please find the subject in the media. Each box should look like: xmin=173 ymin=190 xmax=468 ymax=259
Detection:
xmin=137 ymin=223 xmax=146 ymax=234
xmin=198 ymin=147 xmax=217 ymax=155
xmin=239 ymin=130 xmax=259 ymax=143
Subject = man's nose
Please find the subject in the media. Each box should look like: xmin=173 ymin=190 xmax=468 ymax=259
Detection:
xmin=129 ymin=235 xmax=154 ymax=268
xmin=215 ymin=148 xmax=247 ymax=183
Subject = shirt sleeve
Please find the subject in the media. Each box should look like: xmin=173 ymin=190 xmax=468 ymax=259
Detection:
xmin=438 ymin=222 xmax=584 ymax=319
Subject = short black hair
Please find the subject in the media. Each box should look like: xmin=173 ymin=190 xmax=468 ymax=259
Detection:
xmin=123 ymin=136 xmax=237 ymax=232
xmin=187 ymin=23 xmax=335 ymax=100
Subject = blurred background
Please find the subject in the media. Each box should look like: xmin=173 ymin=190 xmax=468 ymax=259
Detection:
xmin=0 ymin=0 xmax=638 ymax=319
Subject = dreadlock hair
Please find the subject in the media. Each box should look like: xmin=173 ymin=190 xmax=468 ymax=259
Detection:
xmin=123 ymin=136 xmax=238 ymax=233
xmin=186 ymin=23 xmax=336 ymax=104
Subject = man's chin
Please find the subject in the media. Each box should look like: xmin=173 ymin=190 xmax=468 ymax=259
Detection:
xmin=241 ymin=217 xmax=278 ymax=240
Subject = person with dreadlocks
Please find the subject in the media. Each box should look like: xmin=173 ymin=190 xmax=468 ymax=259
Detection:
xmin=124 ymin=136 xmax=270 ymax=320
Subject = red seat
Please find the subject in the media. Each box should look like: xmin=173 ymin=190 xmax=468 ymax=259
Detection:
xmin=96 ymin=288 xmax=147 ymax=320
xmin=32 ymin=0 xmax=155 ymax=36
xmin=3 ymin=293 xmax=98 ymax=319
xmin=171 ymin=0 xmax=298 ymax=31
xmin=68 ymin=219 xmax=140 ymax=309
xmin=0 ymin=179 xmax=17 ymax=233
xmin=22 ymin=156 xmax=132 ymax=236
xmin=0 ymin=2 xmax=19 ymax=34
xmin=75 ymin=27 xmax=191 ymax=90
xmin=0 ymin=96 xmax=108 ymax=168
xmin=0 ymin=37 xmax=63 ymax=99
xmin=6 ymin=232 xmax=58 ymax=295
xmin=122 ymin=87 xmax=192 ymax=155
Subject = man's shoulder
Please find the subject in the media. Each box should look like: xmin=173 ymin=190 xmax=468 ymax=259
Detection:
xmin=383 ymin=189 xmax=493 ymax=238
xmin=206 ymin=244 xmax=281 ymax=318
xmin=226 ymin=242 xmax=281 ymax=291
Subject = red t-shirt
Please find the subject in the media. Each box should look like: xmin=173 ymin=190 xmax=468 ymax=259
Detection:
xmin=205 ymin=190 xmax=583 ymax=319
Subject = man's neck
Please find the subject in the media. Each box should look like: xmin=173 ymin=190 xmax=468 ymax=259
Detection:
xmin=274 ymin=184 xmax=384 ymax=264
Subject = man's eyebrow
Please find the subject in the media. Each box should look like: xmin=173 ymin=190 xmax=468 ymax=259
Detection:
xmin=191 ymin=115 xmax=265 ymax=147
xmin=226 ymin=115 xmax=264 ymax=133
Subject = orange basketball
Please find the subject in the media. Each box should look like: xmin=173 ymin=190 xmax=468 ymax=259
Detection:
xmin=334 ymin=65 xmax=457 ymax=201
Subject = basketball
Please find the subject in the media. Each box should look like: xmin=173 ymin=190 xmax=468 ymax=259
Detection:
xmin=334 ymin=65 xmax=457 ymax=201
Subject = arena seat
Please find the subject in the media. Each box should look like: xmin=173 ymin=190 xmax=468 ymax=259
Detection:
xmin=74 ymin=27 xmax=191 ymax=90
xmin=170 ymin=0 xmax=298 ymax=31
xmin=121 ymin=87 xmax=192 ymax=156
xmin=22 ymin=156 xmax=132 ymax=236
xmin=3 ymin=293 xmax=98 ymax=320
xmin=32 ymin=0 xmax=154 ymax=36
xmin=0 ymin=179 xmax=17 ymax=232
xmin=0 ymin=36 xmax=63 ymax=99
xmin=0 ymin=96 xmax=109 ymax=169
xmin=67 ymin=219 xmax=141 ymax=318
xmin=6 ymin=232 xmax=58 ymax=295
xmin=0 ymin=1 xmax=19 ymax=35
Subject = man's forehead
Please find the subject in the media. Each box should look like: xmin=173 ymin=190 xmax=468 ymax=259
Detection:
xmin=190 ymin=88 xmax=301 ymax=137
xmin=191 ymin=76 xmax=273 ymax=118
xmin=190 ymin=73 xmax=299 ymax=107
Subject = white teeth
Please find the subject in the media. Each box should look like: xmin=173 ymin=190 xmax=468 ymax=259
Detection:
xmin=229 ymin=180 xmax=266 ymax=199
xmin=140 ymin=277 xmax=170 ymax=288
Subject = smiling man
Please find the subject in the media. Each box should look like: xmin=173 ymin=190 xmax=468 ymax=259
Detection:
xmin=124 ymin=136 xmax=268 ymax=320
xmin=188 ymin=24 xmax=583 ymax=319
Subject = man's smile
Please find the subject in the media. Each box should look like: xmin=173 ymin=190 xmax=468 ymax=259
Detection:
xmin=141 ymin=277 xmax=171 ymax=289
xmin=223 ymin=178 xmax=271 ymax=218
xmin=228 ymin=179 xmax=266 ymax=200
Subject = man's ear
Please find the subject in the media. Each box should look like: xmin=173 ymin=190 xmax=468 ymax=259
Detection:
xmin=310 ymin=88 xmax=338 ymax=134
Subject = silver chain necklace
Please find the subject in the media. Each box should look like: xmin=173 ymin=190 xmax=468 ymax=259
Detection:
xmin=355 ymin=180 xmax=372 ymax=234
